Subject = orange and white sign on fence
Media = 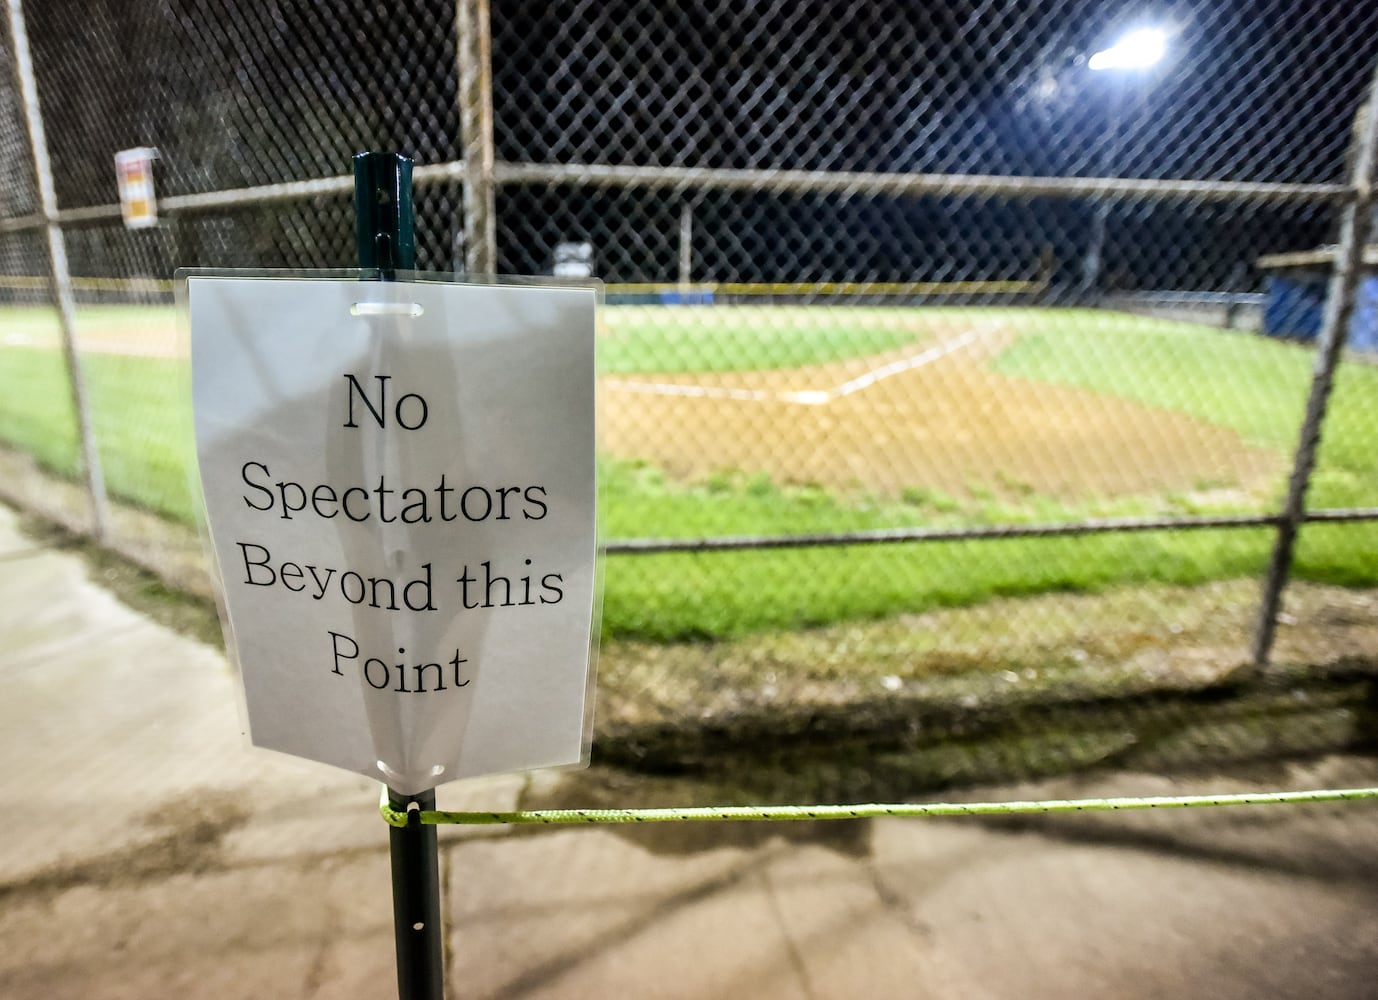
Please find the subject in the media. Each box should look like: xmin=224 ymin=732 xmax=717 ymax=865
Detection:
xmin=114 ymin=147 xmax=158 ymax=229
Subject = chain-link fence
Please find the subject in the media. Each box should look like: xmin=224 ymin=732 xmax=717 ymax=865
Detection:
xmin=2 ymin=0 xmax=1377 ymax=779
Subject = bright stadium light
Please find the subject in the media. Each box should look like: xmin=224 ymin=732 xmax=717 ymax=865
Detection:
xmin=1089 ymin=28 xmax=1167 ymax=71
xmin=1080 ymin=26 xmax=1172 ymax=295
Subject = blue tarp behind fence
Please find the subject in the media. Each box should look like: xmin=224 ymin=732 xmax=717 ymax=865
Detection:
xmin=1264 ymin=273 xmax=1378 ymax=351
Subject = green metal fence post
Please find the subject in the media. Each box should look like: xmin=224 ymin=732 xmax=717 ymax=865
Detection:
xmin=353 ymin=150 xmax=444 ymax=1000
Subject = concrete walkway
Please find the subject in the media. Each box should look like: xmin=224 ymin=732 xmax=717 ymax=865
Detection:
xmin=2 ymin=501 xmax=1378 ymax=999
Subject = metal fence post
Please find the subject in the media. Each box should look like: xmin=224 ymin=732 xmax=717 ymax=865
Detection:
xmin=354 ymin=152 xmax=445 ymax=1000
xmin=4 ymin=0 xmax=108 ymax=541
xmin=1251 ymin=67 xmax=1378 ymax=668
xmin=457 ymin=0 xmax=496 ymax=276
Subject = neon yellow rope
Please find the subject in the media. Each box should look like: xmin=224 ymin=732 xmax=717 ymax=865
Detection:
xmin=380 ymin=786 xmax=1378 ymax=828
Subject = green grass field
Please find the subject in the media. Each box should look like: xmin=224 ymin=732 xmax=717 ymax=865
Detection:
xmin=600 ymin=305 xmax=931 ymax=372
xmin=2 ymin=304 xmax=1375 ymax=640
xmin=990 ymin=310 xmax=1378 ymax=509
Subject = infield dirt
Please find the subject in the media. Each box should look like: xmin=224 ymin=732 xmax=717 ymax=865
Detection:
xmin=601 ymin=326 xmax=1280 ymax=501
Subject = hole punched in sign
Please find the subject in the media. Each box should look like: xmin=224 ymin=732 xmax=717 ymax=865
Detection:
xmin=352 ymin=301 xmax=425 ymax=317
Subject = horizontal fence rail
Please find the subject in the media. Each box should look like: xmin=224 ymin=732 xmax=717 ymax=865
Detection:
xmin=603 ymin=509 xmax=1378 ymax=555
xmin=0 ymin=163 xmax=1356 ymax=237
xmin=496 ymin=162 xmax=1355 ymax=205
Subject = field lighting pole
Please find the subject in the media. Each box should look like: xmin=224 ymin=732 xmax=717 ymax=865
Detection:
xmin=1081 ymin=27 xmax=1168 ymax=297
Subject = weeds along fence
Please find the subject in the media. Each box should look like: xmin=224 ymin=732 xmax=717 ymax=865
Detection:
xmin=1 ymin=0 xmax=1378 ymax=704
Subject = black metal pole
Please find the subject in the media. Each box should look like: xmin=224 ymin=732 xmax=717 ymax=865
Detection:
xmin=387 ymin=787 xmax=444 ymax=1000
xmin=353 ymin=151 xmax=444 ymax=1000
xmin=355 ymin=151 xmax=416 ymax=277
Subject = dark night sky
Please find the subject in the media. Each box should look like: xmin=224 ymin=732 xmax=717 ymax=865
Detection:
xmin=490 ymin=0 xmax=1377 ymax=183
xmin=12 ymin=0 xmax=1378 ymax=287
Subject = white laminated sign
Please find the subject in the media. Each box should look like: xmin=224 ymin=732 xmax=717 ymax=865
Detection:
xmin=186 ymin=275 xmax=599 ymax=794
